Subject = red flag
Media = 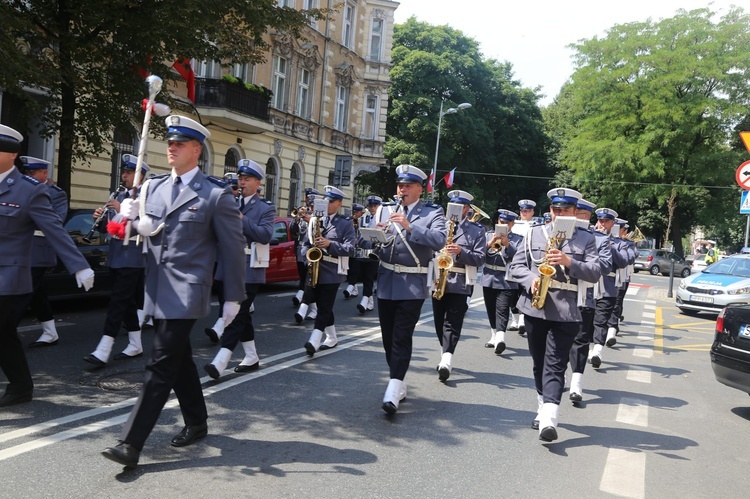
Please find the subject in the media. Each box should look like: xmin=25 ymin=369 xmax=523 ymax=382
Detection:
xmin=426 ymin=171 xmax=435 ymax=193
xmin=443 ymin=168 xmax=456 ymax=188
xmin=172 ymin=57 xmax=195 ymax=103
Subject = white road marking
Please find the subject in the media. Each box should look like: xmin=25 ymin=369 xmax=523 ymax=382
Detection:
xmin=632 ymin=347 xmax=653 ymax=358
xmin=600 ymin=447 xmax=646 ymax=499
xmin=644 ymin=304 xmax=656 ymax=310
xmin=642 ymin=312 xmax=655 ymax=319
xmin=616 ymin=397 xmax=649 ymax=427
xmin=626 ymin=367 xmax=652 ymax=384
xmin=626 ymin=286 xmax=639 ymax=296
xmin=17 ymin=322 xmax=74 ymax=333
xmin=268 ymin=292 xmax=297 ymax=298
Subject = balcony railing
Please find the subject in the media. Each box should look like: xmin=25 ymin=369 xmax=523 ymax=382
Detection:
xmin=195 ymin=78 xmax=270 ymax=121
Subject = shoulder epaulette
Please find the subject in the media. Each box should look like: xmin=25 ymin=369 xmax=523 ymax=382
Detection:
xmin=22 ymin=175 xmax=41 ymax=185
xmin=342 ymin=215 xmax=352 ymax=221
xmin=424 ymin=202 xmax=440 ymax=208
xmin=207 ymin=176 xmax=228 ymax=187
xmin=261 ymin=198 xmax=273 ymax=205
xmin=49 ymin=184 xmax=64 ymax=192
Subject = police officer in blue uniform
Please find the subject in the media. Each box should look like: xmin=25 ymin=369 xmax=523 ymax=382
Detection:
xmin=102 ymin=116 xmax=246 ymax=468
xmin=589 ymin=208 xmax=629 ymax=368
xmin=343 ymin=203 xmax=365 ymax=301
xmin=375 ymin=165 xmax=447 ymax=414
xmin=291 ymin=187 xmax=318 ymax=308
xmin=84 ymin=154 xmax=149 ymax=366
xmin=19 ymin=157 xmax=68 ymax=347
xmin=353 ymin=195 xmax=382 ymax=313
xmin=303 ymin=186 xmax=356 ymax=355
xmin=204 ymin=159 xmax=275 ymax=378
xmin=568 ymin=199 xmax=612 ymax=402
xmin=609 ymin=218 xmax=637 ymax=334
xmin=481 ymin=209 xmax=522 ymax=355
xmin=508 ymin=188 xmax=602 ymax=442
xmin=509 ymin=199 xmax=537 ymax=334
xmin=433 ymin=190 xmax=486 ymax=380
xmin=293 ymin=189 xmax=320 ymax=322
xmin=0 ymin=124 xmax=95 ymax=407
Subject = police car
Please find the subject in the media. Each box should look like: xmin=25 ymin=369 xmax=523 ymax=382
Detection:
xmin=676 ymin=254 xmax=750 ymax=315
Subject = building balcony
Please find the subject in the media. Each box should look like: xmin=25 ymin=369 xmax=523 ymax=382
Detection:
xmin=194 ymin=78 xmax=274 ymax=133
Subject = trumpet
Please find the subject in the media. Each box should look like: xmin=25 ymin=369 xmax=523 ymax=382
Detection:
xmin=83 ymin=185 xmax=126 ymax=243
xmin=433 ymin=219 xmax=456 ymax=300
xmin=469 ymin=204 xmax=490 ymax=223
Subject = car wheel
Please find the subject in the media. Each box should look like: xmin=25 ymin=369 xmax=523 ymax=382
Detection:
xmin=649 ymin=265 xmax=660 ymax=276
xmin=633 ymin=269 xmax=640 ymax=273
xmin=681 ymin=267 xmax=691 ymax=278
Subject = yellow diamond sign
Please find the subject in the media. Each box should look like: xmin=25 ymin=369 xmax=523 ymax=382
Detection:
xmin=742 ymin=131 xmax=750 ymax=155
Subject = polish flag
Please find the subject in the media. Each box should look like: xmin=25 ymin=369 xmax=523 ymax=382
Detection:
xmin=172 ymin=57 xmax=196 ymax=103
xmin=443 ymin=168 xmax=456 ymax=188
xmin=426 ymin=170 xmax=435 ymax=193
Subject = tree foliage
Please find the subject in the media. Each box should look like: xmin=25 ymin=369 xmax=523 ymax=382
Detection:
xmin=0 ymin=0 xmax=326 ymax=197
xmin=374 ymin=17 xmax=549 ymax=213
xmin=550 ymin=7 xmax=750 ymax=255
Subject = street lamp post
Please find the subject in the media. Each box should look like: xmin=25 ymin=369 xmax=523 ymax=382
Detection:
xmin=431 ymin=100 xmax=472 ymax=201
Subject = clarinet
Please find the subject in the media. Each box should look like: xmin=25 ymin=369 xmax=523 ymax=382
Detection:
xmin=83 ymin=185 xmax=126 ymax=243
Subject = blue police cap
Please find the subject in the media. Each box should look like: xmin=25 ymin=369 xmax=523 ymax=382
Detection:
xmin=547 ymin=188 xmax=581 ymax=207
xmin=518 ymin=199 xmax=536 ymax=210
xmin=395 ymin=164 xmax=427 ymax=184
xmin=367 ymin=195 xmax=382 ymax=205
xmin=324 ymin=185 xmax=345 ymax=201
xmin=0 ymin=124 xmax=23 ymax=153
xmin=595 ymin=208 xmax=618 ymax=220
xmin=497 ymin=209 xmax=518 ymax=222
xmin=165 ymin=115 xmax=210 ymax=143
xmin=121 ymin=154 xmax=150 ymax=175
xmin=447 ymin=189 xmax=473 ymax=205
xmin=237 ymin=159 xmax=265 ymax=180
xmin=577 ymin=198 xmax=596 ymax=212
xmin=20 ymin=156 xmax=50 ymax=171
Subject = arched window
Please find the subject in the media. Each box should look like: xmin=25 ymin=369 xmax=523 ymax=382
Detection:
xmin=288 ymin=163 xmax=301 ymax=215
xmin=224 ymin=148 xmax=240 ymax=174
xmin=265 ymin=158 xmax=278 ymax=205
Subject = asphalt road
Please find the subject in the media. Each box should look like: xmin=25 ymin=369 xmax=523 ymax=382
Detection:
xmin=1 ymin=272 xmax=748 ymax=498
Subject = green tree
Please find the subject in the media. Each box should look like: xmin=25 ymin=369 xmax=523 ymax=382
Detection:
xmin=379 ymin=17 xmax=549 ymax=212
xmin=0 ymin=0 xmax=326 ymax=198
xmin=553 ymin=7 xmax=750 ymax=256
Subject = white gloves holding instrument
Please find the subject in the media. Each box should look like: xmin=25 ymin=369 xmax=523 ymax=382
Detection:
xmin=119 ymin=198 xmax=154 ymax=236
xmin=75 ymin=268 xmax=95 ymax=291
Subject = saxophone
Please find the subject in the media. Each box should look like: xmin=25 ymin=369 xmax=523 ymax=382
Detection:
xmin=433 ymin=219 xmax=456 ymax=300
xmin=531 ymin=231 xmax=563 ymax=309
xmin=306 ymin=217 xmax=323 ymax=288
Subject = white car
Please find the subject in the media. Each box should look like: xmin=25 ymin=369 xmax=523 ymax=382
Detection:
xmin=691 ymin=254 xmax=708 ymax=274
xmin=676 ymin=254 xmax=750 ymax=315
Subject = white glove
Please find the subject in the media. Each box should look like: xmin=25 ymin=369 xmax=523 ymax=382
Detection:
xmin=120 ymin=198 xmax=140 ymax=220
xmin=222 ymin=301 xmax=241 ymax=326
xmin=75 ymin=268 xmax=95 ymax=291
xmin=135 ymin=215 xmax=154 ymax=236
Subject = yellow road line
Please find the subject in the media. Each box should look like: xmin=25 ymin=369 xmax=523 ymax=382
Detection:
xmin=662 ymin=321 xmax=714 ymax=329
xmin=655 ymin=307 xmax=663 ymax=354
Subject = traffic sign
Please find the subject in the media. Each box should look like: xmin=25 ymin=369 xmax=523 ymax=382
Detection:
xmin=736 ymin=160 xmax=750 ymax=189
xmin=741 ymin=131 xmax=750 ymax=154
xmin=741 ymin=191 xmax=750 ymax=215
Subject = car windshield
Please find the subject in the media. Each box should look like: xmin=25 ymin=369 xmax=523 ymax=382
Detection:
xmin=702 ymin=257 xmax=750 ymax=278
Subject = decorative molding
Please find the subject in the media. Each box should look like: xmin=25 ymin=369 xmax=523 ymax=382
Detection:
xmin=274 ymin=139 xmax=283 ymax=156
xmin=297 ymin=146 xmax=306 ymax=162
xmin=353 ymin=162 xmax=381 ymax=179
xmin=334 ymin=62 xmax=357 ymax=88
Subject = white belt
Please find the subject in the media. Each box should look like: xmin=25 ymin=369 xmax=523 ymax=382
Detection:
xmin=449 ymin=267 xmax=466 ymax=274
xmin=548 ymin=280 xmax=577 ymax=292
xmin=114 ymin=235 xmax=139 ymax=242
xmin=33 ymin=230 xmax=45 ymax=237
xmin=322 ymin=255 xmax=339 ymax=265
xmin=380 ymin=261 xmax=429 ymax=274
xmin=607 ymin=272 xmax=616 ymax=278
xmin=484 ymin=263 xmax=506 ymax=272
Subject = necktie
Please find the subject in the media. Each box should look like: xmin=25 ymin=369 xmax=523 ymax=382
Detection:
xmin=239 ymin=197 xmax=245 ymax=210
xmin=172 ymin=176 xmax=182 ymax=203
xmin=403 ymin=206 xmax=408 ymax=218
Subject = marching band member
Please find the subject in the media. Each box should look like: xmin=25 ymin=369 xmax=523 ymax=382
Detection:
xmin=20 ymin=157 xmax=67 ymax=347
xmin=83 ymin=155 xmax=149 ymax=366
xmin=481 ymin=209 xmax=522 ymax=355
xmin=294 ymin=190 xmax=320 ymax=323
xmin=342 ymin=203 xmax=365 ymax=300
xmin=508 ymin=188 xmax=601 ymax=442
xmin=509 ymin=198 xmax=537 ymax=334
xmin=0 ymin=124 xmax=94 ymax=407
xmin=610 ymin=219 xmax=637 ymax=331
xmin=567 ymin=199 xmax=612 ymax=402
xmin=589 ymin=208 xmax=629 ymax=368
xmin=204 ymin=159 xmax=275 ymax=378
xmin=291 ymin=187 xmax=317 ymax=307
xmin=375 ymin=165 xmax=446 ymax=414
xmin=355 ymin=196 xmax=383 ymax=313
xmin=433 ymin=190 xmax=486 ymax=381
xmin=303 ymin=186 xmax=355 ymax=355
xmin=102 ymin=116 xmax=245 ymax=468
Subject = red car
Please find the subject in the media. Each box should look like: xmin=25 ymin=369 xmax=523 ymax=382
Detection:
xmin=266 ymin=216 xmax=300 ymax=283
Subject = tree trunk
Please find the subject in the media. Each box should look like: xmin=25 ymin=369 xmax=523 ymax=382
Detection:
xmin=56 ymin=0 xmax=74 ymax=208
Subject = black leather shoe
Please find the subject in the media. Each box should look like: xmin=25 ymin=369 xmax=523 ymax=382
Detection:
xmin=292 ymin=296 xmax=301 ymax=307
xmin=83 ymin=354 xmax=106 ymax=368
xmin=518 ymin=325 xmax=526 ymax=336
xmin=591 ymin=355 xmax=602 ymax=369
xmin=569 ymin=391 xmax=583 ymax=402
xmin=382 ymin=401 xmax=397 ymax=415
xmin=606 ymin=336 xmax=617 ymax=347
xmin=171 ymin=422 xmax=208 ymax=447
xmin=294 ymin=312 xmax=304 ymax=324
xmin=102 ymin=442 xmax=140 ymax=468
xmin=318 ymin=343 xmax=337 ymax=351
xmin=343 ymin=289 xmax=351 ymax=299
xmin=204 ymin=327 xmax=219 ymax=344
xmin=531 ymin=419 xmax=539 ymax=430
xmin=438 ymin=365 xmax=450 ymax=381
xmin=539 ymin=426 xmax=558 ymax=442
xmin=494 ymin=341 xmax=506 ymax=355
xmin=484 ymin=341 xmax=494 ymax=348
xmin=234 ymin=362 xmax=259 ymax=373
xmin=0 ymin=391 xmax=33 ymax=407
xmin=204 ymin=364 xmax=221 ymax=379
xmin=113 ymin=351 xmax=143 ymax=361
xmin=304 ymin=342 xmax=316 ymax=356
xmin=29 ymin=339 xmax=58 ymax=348
xmin=356 ymin=303 xmax=365 ymax=314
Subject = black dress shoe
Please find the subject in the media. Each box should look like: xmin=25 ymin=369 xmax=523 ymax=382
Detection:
xmin=356 ymin=303 xmax=365 ymax=314
xmin=569 ymin=391 xmax=583 ymax=402
xmin=29 ymin=339 xmax=58 ymax=348
xmin=539 ymin=426 xmax=558 ymax=442
xmin=204 ymin=327 xmax=219 ymax=344
xmin=0 ymin=391 xmax=33 ymax=408
xmin=234 ymin=362 xmax=259 ymax=373
xmin=531 ymin=419 xmax=539 ymax=430
xmin=171 ymin=422 xmax=208 ymax=447
xmin=438 ymin=365 xmax=450 ymax=381
xmin=606 ymin=336 xmax=617 ymax=347
xmin=382 ymin=401 xmax=397 ymax=415
xmin=294 ymin=312 xmax=304 ymax=324
xmin=494 ymin=341 xmax=506 ymax=355
xmin=304 ymin=342 xmax=316 ymax=356
xmin=591 ymin=355 xmax=602 ymax=369
xmin=204 ymin=364 xmax=221 ymax=379
xmin=113 ymin=351 xmax=143 ymax=361
xmin=83 ymin=354 xmax=106 ymax=368
xmin=102 ymin=442 xmax=140 ymax=468
xmin=484 ymin=341 xmax=494 ymax=348
xmin=292 ymin=296 xmax=301 ymax=307
xmin=343 ymin=289 xmax=351 ymax=299
xmin=318 ymin=343 xmax=337 ymax=351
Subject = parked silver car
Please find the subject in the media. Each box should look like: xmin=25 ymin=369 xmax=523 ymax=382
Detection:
xmin=633 ymin=249 xmax=691 ymax=277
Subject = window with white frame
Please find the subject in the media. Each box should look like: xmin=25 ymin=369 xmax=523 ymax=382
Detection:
xmin=296 ymin=68 xmax=311 ymax=119
xmin=288 ymin=163 xmax=301 ymax=215
xmin=265 ymin=158 xmax=278 ymax=205
xmin=334 ymin=85 xmax=348 ymax=132
xmin=303 ymin=0 xmax=318 ymax=27
xmin=342 ymin=1 xmax=356 ymax=49
xmin=231 ymin=63 xmax=253 ymax=83
xmin=369 ymin=18 xmax=384 ymax=61
xmin=363 ymin=94 xmax=378 ymax=139
xmin=277 ymin=0 xmax=295 ymax=7
xmin=193 ymin=59 xmax=220 ymax=78
xmin=272 ymin=56 xmax=287 ymax=110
